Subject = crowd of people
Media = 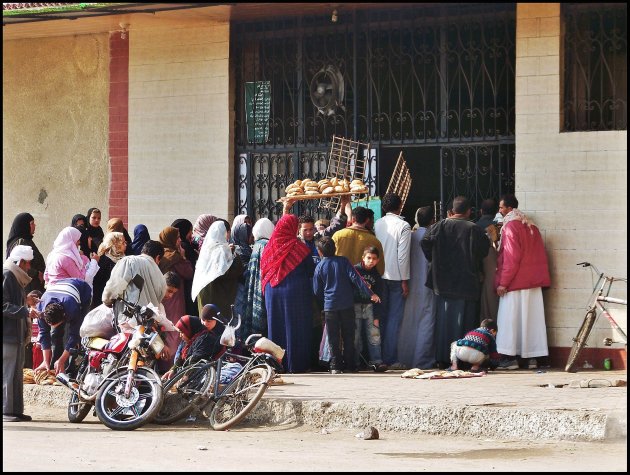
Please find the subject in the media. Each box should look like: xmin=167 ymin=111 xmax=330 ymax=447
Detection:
xmin=3 ymin=192 xmax=552 ymax=422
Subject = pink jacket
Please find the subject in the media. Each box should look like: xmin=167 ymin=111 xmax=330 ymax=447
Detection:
xmin=495 ymin=220 xmax=550 ymax=292
xmin=44 ymin=253 xmax=89 ymax=286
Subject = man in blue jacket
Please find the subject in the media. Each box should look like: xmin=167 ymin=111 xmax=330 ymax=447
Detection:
xmin=35 ymin=278 xmax=92 ymax=375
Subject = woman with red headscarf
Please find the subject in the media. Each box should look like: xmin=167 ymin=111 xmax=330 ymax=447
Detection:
xmin=260 ymin=214 xmax=314 ymax=373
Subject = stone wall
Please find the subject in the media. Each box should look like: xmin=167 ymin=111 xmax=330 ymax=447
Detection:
xmin=127 ymin=21 xmax=232 ymax=239
xmin=2 ymin=34 xmax=110 ymax=258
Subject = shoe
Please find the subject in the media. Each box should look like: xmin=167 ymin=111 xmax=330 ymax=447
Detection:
xmin=527 ymin=358 xmax=538 ymax=369
xmin=497 ymin=359 xmax=519 ymax=370
xmin=15 ymin=413 xmax=32 ymax=422
xmin=388 ymin=362 xmax=408 ymax=371
xmin=374 ymin=363 xmax=388 ymax=373
xmin=330 ymin=369 xmax=343 ymax=375
xmin=536 ymin=356 xmax=551 ymax=369
xmin=3 ymin=414 xmax=22 ymax=422
xmin=470 ymin=368 xmax=484 ymax=374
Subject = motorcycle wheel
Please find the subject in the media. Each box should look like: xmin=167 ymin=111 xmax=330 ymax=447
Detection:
xmin=95 ymin=367 xmax=163 ymax=431
xmin=154 ymin=364 xmax=216 ymax=425
xmin=67 ymin=391 xmax=92 ymax=423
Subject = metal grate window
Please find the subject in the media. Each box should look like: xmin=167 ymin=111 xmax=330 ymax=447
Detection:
xmin=562 ymin=3 xmax=627 ymax=132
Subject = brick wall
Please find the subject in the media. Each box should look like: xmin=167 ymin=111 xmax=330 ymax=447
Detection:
xmin=109 ymin=32 xmax=129 ymax=227
xmin=515 ymin=3 xmax=627 ymax=368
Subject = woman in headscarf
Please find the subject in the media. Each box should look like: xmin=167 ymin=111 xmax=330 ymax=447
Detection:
xmin=162 ymin=311 xmax=224 ymax=381
xmin=260 ymin=214 xmax=314 ymax=373
xmin=6 ymin=212 xmax=46 ymax=294
xmin=230 ymin=214 xmax=252 ymax=242
xmin=191 ymin=220 xmax=243 ymax=320
xmin=85 ymin=208 xmax=105 ymax=255
xmin=171 ymin=218 xmax=198 ymax=315
xmin=232 ymin=220 xmax=254 ymax=336
xmin=192 ymin=214 xmax=218 ymax=251
xmin=131 ymin=224 xmax=150 ymax=256
xmin=106 ymin=218 xmax=133 ymax=255
xmin=71 ymin=214 xmax=91 ymax=258
xmin=158 ymin=226 xmax=194 ymax=370
xmin=44 ymin=226 xmax=99 ymax=286
xmin=91 ymin=232 xmax=127 ymax=309
xmin=242 ymin=218 xmax=274 ymax=339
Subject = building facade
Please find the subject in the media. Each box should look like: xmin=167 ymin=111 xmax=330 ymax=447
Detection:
xmin=3 ymin=2 xmax=626 ymax=368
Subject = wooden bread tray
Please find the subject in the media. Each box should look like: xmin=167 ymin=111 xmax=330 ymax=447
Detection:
xmin=277 ymin=191 xmax=368 ymax=202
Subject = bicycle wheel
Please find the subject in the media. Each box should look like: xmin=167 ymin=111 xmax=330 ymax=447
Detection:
xmin=209 ymin=364 xmax=271 ymax=431
xmin=565 ymin=309 xmax=597 ymax=373
xmin=154 ymin=364 xmax=216 ymax=425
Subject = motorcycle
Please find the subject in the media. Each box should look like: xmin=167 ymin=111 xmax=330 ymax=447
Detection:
xmin=57 ymin=275 xmax=165 ymax=430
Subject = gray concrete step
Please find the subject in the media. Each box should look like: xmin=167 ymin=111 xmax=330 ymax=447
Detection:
xmin=24 ymin=368 xmax=626 ymax=441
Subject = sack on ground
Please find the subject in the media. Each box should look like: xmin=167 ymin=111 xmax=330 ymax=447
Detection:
xmin=80 ymin=304 xmax=116 ymax=338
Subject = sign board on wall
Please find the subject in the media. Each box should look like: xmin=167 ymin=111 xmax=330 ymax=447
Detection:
xmin=245 ymin=81 xmax=271 ymax=144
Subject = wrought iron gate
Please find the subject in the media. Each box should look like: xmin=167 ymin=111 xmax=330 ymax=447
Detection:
xmin=233 ymin=4 xmax=516 ymax=221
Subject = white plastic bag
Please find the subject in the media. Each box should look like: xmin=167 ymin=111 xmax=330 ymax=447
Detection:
xmin=80 ymin=304 xmax=116 ymax=338
xmin=220 ymin=325 xmax=236 ymax=347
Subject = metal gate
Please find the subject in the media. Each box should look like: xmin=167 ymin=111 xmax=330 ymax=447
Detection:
xmin=233 ymin=4 xmax=516 ymax=221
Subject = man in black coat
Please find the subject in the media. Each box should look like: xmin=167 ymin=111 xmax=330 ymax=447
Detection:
xmin=3 ymin=245 xmax=40 ymax=422
xmin=421 ymin=196 xmax=490 ymax=369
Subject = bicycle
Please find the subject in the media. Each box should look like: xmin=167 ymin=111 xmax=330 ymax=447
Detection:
xmin=565 ymin=262 xmax=627 ymax=373
xmin=154 ymin=306 xmax=284 ymax=429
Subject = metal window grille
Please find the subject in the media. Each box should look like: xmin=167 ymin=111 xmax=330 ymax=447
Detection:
xmin=562 ymin=3 xmax=627 ymax=131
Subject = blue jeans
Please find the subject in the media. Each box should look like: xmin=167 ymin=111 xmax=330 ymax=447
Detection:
xmin=354 ymin=303 xmax=383 ymax=366
xmin=381 ymin=279 xmax=405 ymax=365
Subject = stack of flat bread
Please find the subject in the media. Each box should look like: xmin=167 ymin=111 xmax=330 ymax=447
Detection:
xmin=284 ymin=177 xmax=368 ymax=197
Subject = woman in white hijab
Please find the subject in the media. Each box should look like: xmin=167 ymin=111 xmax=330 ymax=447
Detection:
xmin=191 ymin=220 xmax=244 ymax=318
xmin=242 ymin=218 xmax=275 ymax=337
xmin=44 ymin=227 xmax=99 ymax=287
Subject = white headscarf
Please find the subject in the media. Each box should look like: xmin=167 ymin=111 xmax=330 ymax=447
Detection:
xmin=98 ymin=231 xmax=126 ymax=262
xmin=7 ymin=244 xmax=34 ymax=263
xmin=47 ymin=226 xmax=84 ymax=270
xmin=191 ymin=221 xmax=234 ymax=300
xmin=252 ymin=218 xmax=275 ymax=241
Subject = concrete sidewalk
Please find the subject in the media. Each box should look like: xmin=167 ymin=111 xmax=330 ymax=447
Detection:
xmin=24 ymin=368 xmax=626 ymax=442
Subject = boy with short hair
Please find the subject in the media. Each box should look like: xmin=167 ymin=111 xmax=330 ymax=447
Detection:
xmin=313 ymin=237 xmax=380 ymax=374
xmin=353 ymin=246 xmax=387 ymax=372
xmin=450 ymin=318 xmax=500 ymax=372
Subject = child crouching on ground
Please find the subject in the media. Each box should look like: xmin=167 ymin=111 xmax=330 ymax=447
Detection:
xmin=450 ymin=318 xmax=500 ymax=372
xmin=313 ymin=237 xmax=380 ymax=374
xmin=353 ymin=246 xmax=387 ymax=372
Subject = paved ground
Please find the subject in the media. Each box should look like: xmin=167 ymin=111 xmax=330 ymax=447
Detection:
xmin=23 ymin=367 xmax=626 ymax=442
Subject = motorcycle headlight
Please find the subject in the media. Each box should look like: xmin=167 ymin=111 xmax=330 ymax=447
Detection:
xmin=128 ymin=331 xmax=143 ymax=350
xmin=148 ymin=333 xmax=164 ymax=355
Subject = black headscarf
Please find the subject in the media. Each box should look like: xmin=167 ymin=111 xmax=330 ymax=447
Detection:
xmin=85 ymin=207 xmax=105 ymax=254
xmin=71 ymin=214 xmax=90 ymax=256
xmin=6 ymin=213 xmax=34 ymax=258
xmin=171 ymin=218 xmax=197 ymax=265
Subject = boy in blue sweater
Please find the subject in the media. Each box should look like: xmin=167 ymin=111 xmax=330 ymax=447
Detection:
xmin=313 ymin=237 xmax=380 ymax=374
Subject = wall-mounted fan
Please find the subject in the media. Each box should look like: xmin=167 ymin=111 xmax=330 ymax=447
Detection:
xmin=310 ymin=65 xmax=345 ymax=116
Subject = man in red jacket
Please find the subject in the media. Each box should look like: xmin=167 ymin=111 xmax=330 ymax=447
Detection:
xmin=495 ymin=194 xmax=551 ymax=370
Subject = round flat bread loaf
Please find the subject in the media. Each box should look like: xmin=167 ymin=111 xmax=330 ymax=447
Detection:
xmin=305 ymin=190 xmax=319 ymax=195
xmin=322 ymin=186 xmax=334 ymax=194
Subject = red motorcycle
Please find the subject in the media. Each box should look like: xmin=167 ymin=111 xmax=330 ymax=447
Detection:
xmin=57 ymin=275 xmax=164 ymax=430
